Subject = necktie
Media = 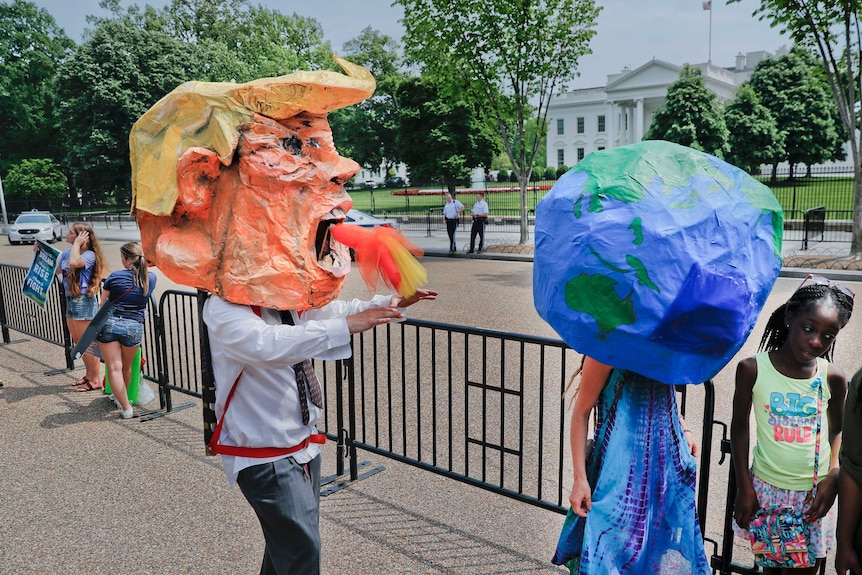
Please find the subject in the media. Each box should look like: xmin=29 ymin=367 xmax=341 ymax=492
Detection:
xmin=293 ymin=359 xmax=323 ymax=425
xmin=278 ymin=310 xmax=323 ymax=423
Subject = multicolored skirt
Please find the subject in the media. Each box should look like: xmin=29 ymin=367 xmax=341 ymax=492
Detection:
xmin=552 ymin=369 xmax=710 ymax=574
xmin=732 ymin=472 xmax=836 ymax=558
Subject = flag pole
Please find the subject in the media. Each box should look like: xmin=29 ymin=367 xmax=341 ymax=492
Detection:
xmin=708 ymin=1 xmax=713 ymax=63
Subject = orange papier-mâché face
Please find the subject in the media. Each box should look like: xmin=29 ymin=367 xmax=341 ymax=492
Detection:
xmin=137 ymin=112 xmax=359 ymax=310
xmin=131 ymin=57 xmax=376 ymax=310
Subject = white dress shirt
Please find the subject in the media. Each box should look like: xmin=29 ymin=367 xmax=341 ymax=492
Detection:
xmin=202 ymin=293 xmax=395 ymax=485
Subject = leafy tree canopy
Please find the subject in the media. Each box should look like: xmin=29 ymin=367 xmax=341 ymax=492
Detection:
xmin=725 ymin=83 xmax=783 ymax=174
xmin=396 ymin=76 xmax=496 ymax=193
xmin=331 ymin=27 xmax=404 ymax=172
xmin=94 ymin=0 xmax=333 ymax=80
xmin=56 ymin=16 xmax=199 ymax=206
xmin=0 ymin=0 xmax=74 ymax=171
xmin=748 ymin=48 xmax=844 ymax=171
xmin=645 ymin=64 xmax=728 ymax=156
xmin=396 ymin=0 xmax=600 ymax=243
xmin=730 ymin=0 xmax=862 ymax=252
xmin=4 ymin=157 xmax=68 ymax=200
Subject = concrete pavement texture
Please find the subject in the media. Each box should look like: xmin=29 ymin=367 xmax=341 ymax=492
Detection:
xmin=3 ymin=220 xmax=862 ymax=574
xmin=0 ymin=335 xmax=563 ymax=574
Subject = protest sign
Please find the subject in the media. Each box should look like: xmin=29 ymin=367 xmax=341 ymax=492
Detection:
xmin=22 ymin=240 xmax=60 ymax=307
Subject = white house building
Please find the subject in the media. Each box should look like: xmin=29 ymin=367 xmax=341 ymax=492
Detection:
xmin=547 ymin=49 xmax=785 ymax=168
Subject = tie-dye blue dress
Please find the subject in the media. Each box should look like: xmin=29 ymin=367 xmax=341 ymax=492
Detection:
xmin=552 ymin=369 xmax=710 ymax=574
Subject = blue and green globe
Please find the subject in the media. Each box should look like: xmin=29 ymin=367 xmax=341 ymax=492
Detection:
xmin=533 ymin=141 xmax=783 ymax=385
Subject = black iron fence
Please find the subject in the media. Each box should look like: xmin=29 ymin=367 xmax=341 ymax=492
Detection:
xmin=0 ymin=265 xmax=778 ymax=570
xmin=755 ymin=165 xmax=856 ymax=214
xmin=0 ymin=264 xmax=72 ymax=370
xmin=7 ymin=165 xmax=855 ymax=246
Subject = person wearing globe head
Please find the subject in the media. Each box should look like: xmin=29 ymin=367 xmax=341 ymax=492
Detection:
xmin=537 ymin=141 xmax=784 ymax=575
xmin=554 ymin=355 xmax=706 ymax=574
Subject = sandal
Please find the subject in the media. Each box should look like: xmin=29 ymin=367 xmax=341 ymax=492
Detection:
xmin=74 ymin=380 xmax=103 ymax=392
xmin=72 ymin=376 xmax=90 ymax=387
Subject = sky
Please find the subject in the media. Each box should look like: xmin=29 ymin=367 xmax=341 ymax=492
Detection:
xmin=29 ymin=0 xmax=791 ymax=88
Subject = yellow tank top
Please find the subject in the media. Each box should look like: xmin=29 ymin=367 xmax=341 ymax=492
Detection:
xmin=751 ymin=353 xmax=831 ymax=491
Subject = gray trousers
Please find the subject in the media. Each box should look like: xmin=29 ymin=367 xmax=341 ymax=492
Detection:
xmin=237 ymin=455 xmax=322 ymax=575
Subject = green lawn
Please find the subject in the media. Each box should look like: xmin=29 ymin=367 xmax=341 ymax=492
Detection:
xmin=348 ymin=184 xmax=554 ymax=214
xmin=350 ymin=176 xmax=858 ymax=219
xmin=758 ymin=176 xmax=855 ymax=216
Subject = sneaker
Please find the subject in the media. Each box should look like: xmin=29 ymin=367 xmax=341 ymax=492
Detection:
xmin=120 ymin=407 xmax=135 ymax=419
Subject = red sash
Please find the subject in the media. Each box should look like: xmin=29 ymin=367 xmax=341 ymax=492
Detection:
xmin=206 ymin=305 xmax=326 ymax=457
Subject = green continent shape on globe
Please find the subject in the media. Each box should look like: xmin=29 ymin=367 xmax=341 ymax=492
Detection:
xmin=565 ymin=273 xmax=635 ymax=334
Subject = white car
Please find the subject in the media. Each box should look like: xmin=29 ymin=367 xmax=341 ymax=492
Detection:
xmin=344 ymin=209 xmax=399 ymax=230
xmin=8 ymin=211 xmax=63 ymax=245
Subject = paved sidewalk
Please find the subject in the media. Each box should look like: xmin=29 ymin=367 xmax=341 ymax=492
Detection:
xmin=0 ymin=219 xmax=566 ymax=574
xmin=3 ymin=219 xmax=856 ymax=574
xmin=0 ymin=335 xmax=565 ymax=574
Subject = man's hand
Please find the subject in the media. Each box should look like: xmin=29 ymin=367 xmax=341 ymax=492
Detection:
xmin=392 ymin=289 xmax=438 ymax=309
xmin=346 ymin=307 xmax=404 ymax=334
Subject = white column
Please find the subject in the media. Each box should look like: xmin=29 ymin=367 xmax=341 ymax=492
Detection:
xmin=635 ymin=99 xmax=644 ymax=142
xmin=607 ymin=102 xmax=616 ymax=149
xmin=622 ymin=105 xmax=630 ymax=145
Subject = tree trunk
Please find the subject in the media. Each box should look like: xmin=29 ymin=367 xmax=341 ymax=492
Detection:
xmin=518 ymin=174 xmax=529 ymax=244
xmin=851 ymin=159 xmax=862 ymax=256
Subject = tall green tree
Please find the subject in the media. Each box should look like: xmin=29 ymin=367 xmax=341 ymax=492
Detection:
xmin=747 ymin=48 xmax=844 ymax=177
xmin=330 ymin=27 xmax=404 ymax=174
xmin=0 ymin=0 xmax=74 ymax=171
xmin=156 ymin=0 xmax=332 ymax=78
xmin=4 ymin=158 xmax=68 ymax=210
xmin=56 ymin=17 xmax=197 ymax=206
xmin=731 ymin=0 xmax=862 ymax=253
xmin=55 ymin=0 xmax=335 ymax=206
xmin=396 ymin=77 xmax=496 ymax=194
xmin=396 ymin=0 xmax=600 ymax=244
xmin=725 ymin=83 xmax=784 ymax=174
xmin=645 ymin=65 xmax=729 ymax=156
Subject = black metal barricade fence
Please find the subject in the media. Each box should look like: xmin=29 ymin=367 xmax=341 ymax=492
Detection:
xmin=2 ymin=276 xmax=743 ymax=565
xmin=342 ymin=319 xmax=718 ymax=522
xmin=0 ymin=264 xmax=73 ymax=370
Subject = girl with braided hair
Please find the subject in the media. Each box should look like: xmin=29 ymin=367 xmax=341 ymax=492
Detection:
xmin=95 ymin=242 xmax=157 ymax=418
xmin=731 ymin=275 xmax=855 ymax=574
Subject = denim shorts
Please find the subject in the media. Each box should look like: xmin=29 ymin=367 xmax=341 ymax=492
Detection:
xmin=96 ymin=316 xmax=144 ymax=347
xmin=65 ymin=294 xmax=99 ymax=320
